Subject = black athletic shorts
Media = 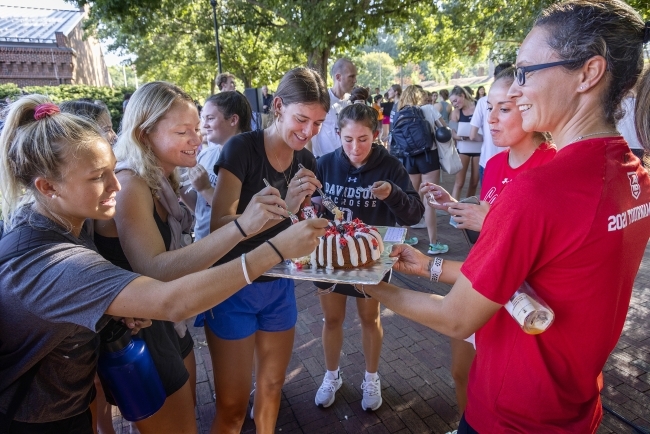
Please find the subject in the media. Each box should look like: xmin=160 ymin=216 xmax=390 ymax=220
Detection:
xmin=459 ymin=152 xmax=481 ymax=157
xmin=404 ymin=148 xmax=440 ymax=174
xmin=314 ymin=270 xmax=392 ymax=298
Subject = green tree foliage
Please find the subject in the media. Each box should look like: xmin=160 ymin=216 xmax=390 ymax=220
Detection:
xmin=0 ymin=83 xmax=134 ymax=128
xmin=73 ymin=0 xmax=424 ymax=88
xmin=353 ymin=52 xmax=397 ymax=91
xmin=74 ymin=0 xmax=303 ymax=98
xmin=108 ymin=65 xmax=138 ymax=88
xmin=398 ymin=0 xmax=649 ymax=69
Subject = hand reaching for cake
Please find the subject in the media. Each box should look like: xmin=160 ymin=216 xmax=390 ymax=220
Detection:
xmin=237 ymin=185 xmax=291 ymax=236
xmin=285 ymin=166 xmax=322 ymax=212
xmin=371 ymin=181 xmax=392 ymax=200
xmin=389 ymin=244 xmax=431 ymax=278
xmin=270 ymin=218 xmax=329 ymax=260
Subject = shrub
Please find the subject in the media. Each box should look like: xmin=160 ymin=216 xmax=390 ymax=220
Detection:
xmin=0 ymin=83 xmax=135 ymax=129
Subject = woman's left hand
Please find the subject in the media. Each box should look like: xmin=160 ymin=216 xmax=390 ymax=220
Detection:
xmin=389 ymin=244 xmax=430 ymax=277
xmin=118 ymin=317 xmax=153 ymax=335
xmin=446 ymin=201 xmax=490 ymax=232
xmin=285 ymin=167 xmax=321 ymax=212
xmin=371 ymin=181 xmax=392 ymax=200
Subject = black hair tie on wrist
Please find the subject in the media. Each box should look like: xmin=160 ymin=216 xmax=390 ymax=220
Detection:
xmin=266 ymin=240 xmax=284 ymax=263
xmin=644 ymin=21 xmax=650 ymax=44
xmin=234 ymin=219 xmax=248 ymax=238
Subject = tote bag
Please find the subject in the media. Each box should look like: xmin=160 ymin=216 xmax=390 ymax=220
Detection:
xmin=436 ymin=130 xmax=463 ymax=174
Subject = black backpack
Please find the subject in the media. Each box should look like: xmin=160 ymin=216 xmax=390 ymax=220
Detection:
xmin=391 ymin=106 xmax=434 ymax=157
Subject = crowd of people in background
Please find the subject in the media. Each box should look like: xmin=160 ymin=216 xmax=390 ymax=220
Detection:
xmin=1 ymin=1 xmax=650 ymax=434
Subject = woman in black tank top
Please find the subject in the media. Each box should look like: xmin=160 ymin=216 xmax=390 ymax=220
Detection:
xmin=449 ymin=86 xmax=481 ymax=200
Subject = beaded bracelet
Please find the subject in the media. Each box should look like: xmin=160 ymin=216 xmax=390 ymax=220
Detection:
xmin=429 ymin=257 xmax=444 ymax=282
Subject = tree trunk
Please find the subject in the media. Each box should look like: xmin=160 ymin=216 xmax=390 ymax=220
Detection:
xmin=308 ymin=47 xmax=331 ymax=82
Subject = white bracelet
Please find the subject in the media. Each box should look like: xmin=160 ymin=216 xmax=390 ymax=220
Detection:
xmin=241 ymin=253 xmax=252 ymax=285
xmin=429 ymin=257 xmax=444 ymax=282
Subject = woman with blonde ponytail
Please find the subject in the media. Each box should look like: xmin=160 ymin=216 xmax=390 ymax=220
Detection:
xmin=0 ymin=94 xmax=326 ymax=433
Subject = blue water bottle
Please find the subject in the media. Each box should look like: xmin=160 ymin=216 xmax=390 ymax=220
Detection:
xmin=97 ymin=319 xmax=166 ymax=421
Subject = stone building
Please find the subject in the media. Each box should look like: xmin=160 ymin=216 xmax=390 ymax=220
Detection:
xmin=0 ymin=5 xmax=111 ymax=87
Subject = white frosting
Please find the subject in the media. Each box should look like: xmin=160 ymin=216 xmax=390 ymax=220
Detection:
xmin=358 ymin=233 xmax=381 ymax=260
xmin=335 ymin=234 xmax=345 ymax=267
xmin=356 ymin=235 xmax=368 ymax=263
xmin=310 ymin=248 xmax=318 ymax=269
xmin=368 ymin=229 xmax=384 ymax=253
xmin=310 ymin=222 xmax=385 ymax=268
xmin=343 ymin=234 xmax=359 ymax=266
xmin=326 ymin=235 xmax=334 ymax=270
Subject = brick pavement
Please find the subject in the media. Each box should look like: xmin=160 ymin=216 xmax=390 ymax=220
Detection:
xmin=111 ymin=172 xmax=650 ymax=433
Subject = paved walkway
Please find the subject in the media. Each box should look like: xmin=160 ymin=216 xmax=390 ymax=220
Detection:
xmin=111 ymin=172 xmax=650 ymax=433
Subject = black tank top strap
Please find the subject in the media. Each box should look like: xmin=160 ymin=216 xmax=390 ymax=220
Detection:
xmin=459 ymin=108 xmax=473 ymax=123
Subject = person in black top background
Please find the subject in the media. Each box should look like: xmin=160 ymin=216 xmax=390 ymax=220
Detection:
xmin=209 ymin=67 xmax=330 ymax=433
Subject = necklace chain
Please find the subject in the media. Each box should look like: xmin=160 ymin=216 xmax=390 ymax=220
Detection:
xmin=272 ymin=147 xmax=294 ymax=187
xmin=568 ymin=130 xmax=619 ymax=145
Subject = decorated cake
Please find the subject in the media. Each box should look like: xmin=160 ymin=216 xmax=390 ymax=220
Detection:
xmin=293 ymin=218 xmax=384 ymax=270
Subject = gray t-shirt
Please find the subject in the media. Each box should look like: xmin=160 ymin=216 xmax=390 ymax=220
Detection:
xmin=0 ymin=208 xmax=139 ymax=423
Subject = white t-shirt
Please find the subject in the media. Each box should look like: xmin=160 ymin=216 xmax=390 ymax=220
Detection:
xmin=471 ymin=96 xmax=503 ymax=167
xmin=617 ymin=97 xmax=643 ymax=150
xmin=193 ymin=142 xmax=222 ymax=240
xmin=311 ymin=89 xmax=350 ymax=158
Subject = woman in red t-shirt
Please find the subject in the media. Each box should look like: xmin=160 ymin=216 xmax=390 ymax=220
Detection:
xmin=363 ymin=1 xmax=650 ymax=431
xmin=418 ymin=67 xmax=556 ymax=415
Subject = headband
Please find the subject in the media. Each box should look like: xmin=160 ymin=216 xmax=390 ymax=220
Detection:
xmin=645 ymin=21 xmax=650 ymax=45
xmin=34 ymin=103 xmax=60 ymax=120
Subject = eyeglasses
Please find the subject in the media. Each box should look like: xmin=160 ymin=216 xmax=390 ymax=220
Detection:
xmin=515 ymin=59 xmax=581 ymax=86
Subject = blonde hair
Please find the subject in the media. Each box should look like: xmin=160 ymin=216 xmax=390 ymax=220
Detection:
xmin=113 ymin=81 xmax=195 ymax=193
xmin=398 ymin=86 xmax=425 ymax=111
xmin=0 ymin=95 xmax=104 ymax=229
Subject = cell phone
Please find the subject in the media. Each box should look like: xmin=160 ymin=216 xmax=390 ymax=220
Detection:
xmin=449 ymin=196 xmax=481 ymax=246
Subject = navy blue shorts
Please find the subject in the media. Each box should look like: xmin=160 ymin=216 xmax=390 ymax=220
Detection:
xmin=197 ymin=278 xmax=297 ymax=340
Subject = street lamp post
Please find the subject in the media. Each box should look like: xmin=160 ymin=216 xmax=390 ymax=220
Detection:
xmin=210 ymin=0 xmax=222 ymax=74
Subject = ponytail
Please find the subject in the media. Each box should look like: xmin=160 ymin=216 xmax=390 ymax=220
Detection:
xmin=635 ymin=67 xmax=650 ymax=157
xmin=0 ymin=95 xmax=103 ymax=229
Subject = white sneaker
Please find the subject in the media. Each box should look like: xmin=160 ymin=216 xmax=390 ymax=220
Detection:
xmin=314 ymin=371 xmax=342 ymax=407
xmin=361 ymin=375 xmax=382 ymax=411
xmin=410 ymin=218 xmax=427 ymax=229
